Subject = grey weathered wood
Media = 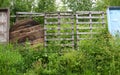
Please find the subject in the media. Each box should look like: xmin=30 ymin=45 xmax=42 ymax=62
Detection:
xmin=44 ymin=13 xmax=47 ymax=47
xmin=45 ymin=44 xmax=74 ymax=47
xmin=45 ymin=38 xmax=73 ymax=41
xmin=58 ymin=12 xmax=60 ymax=36
xmin=44 ymin=12 xmax=74 ymax=48
xmin=76 ymin=11 xmax=105 ymax=49
xmin=77 ymin=32 xmax=98 ymax=35
xmin=77 ymin=16 xmax=104 ymax=19
xmin=77 ymin=22 xmax=105 ymax=24
xmin=45 ymin=22 xmax=58 ymax=25
xmin=44 ymin=28 xmax=73 ymax=30
xmin=0 ymin=8 xmax=9 ymax=43
xmin=16 ymin=12 xmax=44 ymax=15
xmin=11 ymin=15 xmax=44 ymax=18
xmin=89 ymin=12 xmax=93 ymax=38
xmin=76 ymin=11 xmax=104 ymax=14
xmin=44 ymin=16 xmax=58 ymax=19
xmin=45 ymin=33 xmax=73 ymax=36
xmin=102 ymin=12 xmax=105 ymax=27
xmin=77 ymin=27 xmax=104 ymax=30
xmin=14 ymin=11 xmax=105 ymax=49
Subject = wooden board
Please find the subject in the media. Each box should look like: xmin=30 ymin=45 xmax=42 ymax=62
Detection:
xmin=0 ymin=8 xmax=9 ymax=43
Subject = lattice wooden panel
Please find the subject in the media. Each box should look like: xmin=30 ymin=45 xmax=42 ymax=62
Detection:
xmin=76 ymin=11 xmax=105 ymax=47
xmin=44 ymin=12 xmax=74 ymax=48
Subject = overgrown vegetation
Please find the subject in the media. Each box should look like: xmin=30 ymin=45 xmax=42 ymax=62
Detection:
xmin=0 ymin=28 xmax=120 ymax=75
xmin=0 ymin=0 xmax=120 ymax=75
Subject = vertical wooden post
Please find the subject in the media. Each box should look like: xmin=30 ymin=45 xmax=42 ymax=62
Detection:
xmin=76 ymin=12 xmax=79 ymax=49
xmin=71 ymin=12 xmax=74 ymax=49
xmin=44 ymin=13 xmax=47 ymax=47
xmin=89 ymin=11 xmax=92 ymax=38
xmin=7 ymin=8 xmax=10 ymax=43
xmin=58 ymin=12 xmax=60 ymax=39
xmin=102 ymin=12 xmax=105 ymax=27
xmin=16 ymin=12 xmax=19 ymax=22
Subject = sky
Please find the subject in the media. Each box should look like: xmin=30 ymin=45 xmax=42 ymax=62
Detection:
xmin=56 ymin=0 xmax=62 ymax=6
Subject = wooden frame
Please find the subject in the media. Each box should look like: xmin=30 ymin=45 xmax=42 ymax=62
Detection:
xmin=76 ymin=11 xmax=105 ymax=48
xmin=44 ymin=12 xmax=74 ymax=48
xmin=10 ymin=11 xmax=106 ymax=49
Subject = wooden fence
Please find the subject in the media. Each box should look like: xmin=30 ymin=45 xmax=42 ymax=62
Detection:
xmin=11 ymin=11 xmax=106 ymax=48
xmin=44 ymin=12 xmax=74 ymax=48
xmin=76 ymin=11 xmax=105 ymax=48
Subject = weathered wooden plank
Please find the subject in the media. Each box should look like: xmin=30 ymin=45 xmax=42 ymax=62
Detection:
xmin=0 ymin=8 xmax=9 ymax=43
xmin=77 ymin=22 xmax=105 ymax=24
xmin=77 ymin=32 xmax=98 ymax=35
xmin=60 ymin=22 xmax=74 ymax=24
xmin=76 ymin=11 xmax=104 ymax=14
xmin=11 ymin=15 xmax=44 ymax=18
xmin=45 ymin=33 xmax=73 ymax=36
xmin=46 ymin=14 xmax=58 ymax=16
xmin=77 ymin=27 xmax=104 ymax=30
xmin=16 ymin=12 xmax=44 ymax=15
xmin=44 ymin=44 xmax=74 ymax=47
xmin=44 ymin=28 xmax=73 ymax=30
xmin=58 ymin=12 xmax=61 ymax=35
xmin=44 ymin=16 xmax=58 ymax=19
xmin=45 ymin=38 xmax=73 ymax=41
xmin=60 ymin=16 xmax=74 ymax=18
xmin=45 ymin=22 xmax=58 ymax=25
xmin=45 ymin=22 xmax=74 ymax=25
xmin=77 ymin=16 xmax=104 ymax=19
xmin=44 ymin=14 xmax=47 ymax=47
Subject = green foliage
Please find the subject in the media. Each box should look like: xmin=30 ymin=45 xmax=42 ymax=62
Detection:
xmin=94 ymin=0 xmax=109 ymax=11
xmin=10 ymin=0 xmax=34 ymax=15
xmin=0 ymin=27 xmax=120 ymax=75
xmin=23 ymin=28 xmax=120 ymax=75
xmin=0 ymin=0 xmax=10 ymax=7
xmin=0 ymin=0 xmax=57 ymax=15
xmin=94 ymin=0 xmax=120 ymax=11
xmin=0 ymin=44 xmax=23 ymax=75
xmin=35 ymin=0 xmax=56 ymax=12
xmin=80 ymin=29 xmax=120 ymax=75
xmin=62 ymin=0 xmax=93 ymax=11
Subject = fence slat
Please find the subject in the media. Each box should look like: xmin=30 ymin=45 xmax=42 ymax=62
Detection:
xmin=45 ymin=38 xmax=73 ymax=41
xmin=77 ymin=16 xmax=104 ymax=19
xmin=77 ymin=22 xmax=105 ymax=24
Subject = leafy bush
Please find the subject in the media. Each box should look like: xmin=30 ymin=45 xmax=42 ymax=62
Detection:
xmin=0 ymin=44 xmax=23 ymax=75
xmin=0 ymin=28 xmax=120 ymax=75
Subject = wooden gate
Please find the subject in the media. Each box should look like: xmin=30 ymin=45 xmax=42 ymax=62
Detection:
xmin=44 ymin=12 xmax=74 ymax=48
xmin=76 ymin=11 xmax=105 ymax=47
